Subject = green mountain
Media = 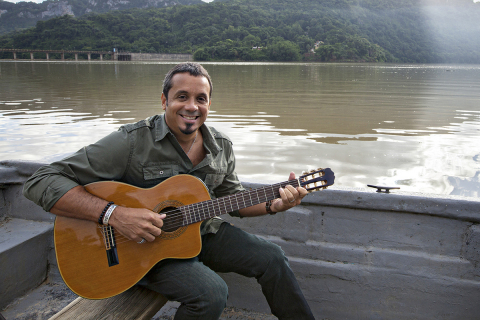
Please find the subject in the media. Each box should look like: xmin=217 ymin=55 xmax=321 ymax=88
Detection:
xmin=0 ymin=0 xmax=203 ymax=34
xmin=1 ymin=0 xmax=479 ymax=63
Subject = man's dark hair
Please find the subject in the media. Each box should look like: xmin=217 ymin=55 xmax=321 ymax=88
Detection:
xmin=162 ymin=62 xmax=213 ymax=100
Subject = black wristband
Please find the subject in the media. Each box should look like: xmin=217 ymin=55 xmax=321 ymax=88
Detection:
xmin=98 ymin=201 xmax=114 ymax=225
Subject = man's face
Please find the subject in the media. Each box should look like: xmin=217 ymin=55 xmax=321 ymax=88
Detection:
xmin=161 ymin=72 xmax=211 ymax=137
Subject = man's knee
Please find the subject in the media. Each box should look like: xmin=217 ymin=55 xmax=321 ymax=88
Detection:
xmin=205 ymin=279 xmax=229 ymax=311
xmin=261 ymin=240 xmax=289 ymax=266
xmin=181 ymin=277 xmax=228 ymax=318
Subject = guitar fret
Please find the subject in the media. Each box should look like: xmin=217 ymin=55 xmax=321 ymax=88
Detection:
xmin=190 ymin=203 xmax=197 ymax=224
xmin=189 ymin=203 xmax=195 ymax=224
xmin=233 ymin=194 xmax=238 ymax=211
xmin=188 ymin=203 xmax=193 ymax=223
xmin=214 ymin=198 xmax=220 ymax=216
xmin=228 ymin=196 xmax=233 ymax=212
xmin=233 ymin=193 xmax=240 ymax=212
xmin=183 ymin=205 xmax=189 ymax=225
xmin=195 ymin=203 xmax=200 ymax=223
xmin=220 ymin=197 xmax=227 ymax=215
xmin=202 ymin=201 xmax=208 ymax=221
xmin=207 ymin=200 xmax=214 ymax=218
xmin=218 ymin=197 xmax=224 ymax=216
xmin=202 ymin=201 xmax=209 ymax=221
xmin=186 ymin=205 xmax=191 ymax=225
xmin=204 ymin=201 xmax=209 ymax=220
xmin=180 ymin=177 xmax=324 ymax=227
xmin=189 ymin=203 xmax=196 ymax=224
xmin=225 ymin=195 xmax=231 ymax=213
xmin=213 ymin=199 xmax=219 ymax=217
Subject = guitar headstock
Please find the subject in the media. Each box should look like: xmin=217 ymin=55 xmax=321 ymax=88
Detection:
xmin=299 ymin=168 xmax=335 ymax=192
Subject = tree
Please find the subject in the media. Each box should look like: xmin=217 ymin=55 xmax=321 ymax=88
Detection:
xmin=265 ymin=40 xmax=301 ymax=61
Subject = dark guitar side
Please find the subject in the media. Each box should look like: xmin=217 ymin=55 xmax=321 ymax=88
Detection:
xmin=54 ymin=175 xmax=210 ymax=300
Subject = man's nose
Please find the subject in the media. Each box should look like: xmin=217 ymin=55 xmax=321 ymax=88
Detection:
xmin=184 ymin=98 xmax=198 ymax=111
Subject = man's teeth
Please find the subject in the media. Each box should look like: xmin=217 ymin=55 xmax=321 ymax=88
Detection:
xmin=183 ymin=116 xmax=197 ymax=120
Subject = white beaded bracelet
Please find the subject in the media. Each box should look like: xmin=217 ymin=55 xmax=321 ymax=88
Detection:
xmin=102 ymin=204 xmax=117 ymax=225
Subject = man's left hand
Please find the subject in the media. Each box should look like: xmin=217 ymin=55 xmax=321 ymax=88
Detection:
xmin=271 ymin=172 xmax=308 ymax=213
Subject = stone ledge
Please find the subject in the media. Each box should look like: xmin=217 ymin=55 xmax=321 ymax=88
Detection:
xmin=0 ymin=218 xmax=53 ymax=309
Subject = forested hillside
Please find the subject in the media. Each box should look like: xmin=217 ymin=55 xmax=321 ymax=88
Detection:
xmin=1 ymin=0 xmax=479 ymax=63
xmin=0 ymin=0 xmax=203 ymax=34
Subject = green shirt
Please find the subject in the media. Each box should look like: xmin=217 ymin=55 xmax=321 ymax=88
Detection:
xmin=23 ymin=114 xmax=245 ymax=234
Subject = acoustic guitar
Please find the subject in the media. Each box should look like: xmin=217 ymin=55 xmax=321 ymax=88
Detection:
xmin=54 ymin=168 xmax=334 ymax=299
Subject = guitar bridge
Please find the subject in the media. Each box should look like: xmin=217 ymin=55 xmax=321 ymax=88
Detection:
xmin=102 ymin=225 xmax=119 ymax=267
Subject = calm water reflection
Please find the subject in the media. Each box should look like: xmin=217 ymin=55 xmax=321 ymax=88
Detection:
xmin=1 ymin=61 xmax=479 ymax=197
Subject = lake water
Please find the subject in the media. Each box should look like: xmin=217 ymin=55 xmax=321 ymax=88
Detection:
xmin=1 ymin=61 xmax=480 ymax=198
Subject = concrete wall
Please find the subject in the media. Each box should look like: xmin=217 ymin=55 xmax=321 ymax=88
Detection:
xmin=221 ymin=184 xmax=480 ymax=319
xmin=0 ymin=160 xmax=53 ymax=222
xmin=1 ymin=160 xmax=480 ymax=319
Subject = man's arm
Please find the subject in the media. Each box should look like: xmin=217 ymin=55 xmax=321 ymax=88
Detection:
xmin=238 ymin=172 xmax=308 ymax=217
xmin=24 ymin=128 xmax=165 ymax=243
xmin=51 ymin=185 xmax=165 ymax=243
xmin=23 ymin=129 xmax=131 ymax=212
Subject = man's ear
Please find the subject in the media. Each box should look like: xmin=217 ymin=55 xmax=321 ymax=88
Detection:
xmin=161 ymin=93 xmax=167 ymax=110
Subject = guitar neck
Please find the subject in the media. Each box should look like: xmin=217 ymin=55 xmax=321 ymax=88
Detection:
xmin=181 ymin=179 xmax=300 ymax=225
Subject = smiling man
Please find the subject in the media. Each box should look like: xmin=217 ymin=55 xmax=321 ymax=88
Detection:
xmin=23 ymin=62 xmax=315 ymax=320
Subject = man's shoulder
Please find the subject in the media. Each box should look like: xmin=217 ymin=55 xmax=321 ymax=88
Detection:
xmin=207 ymin=126 xmax=232 ymax=143
xmin=122 ymin=115 xmax=159 ymax=133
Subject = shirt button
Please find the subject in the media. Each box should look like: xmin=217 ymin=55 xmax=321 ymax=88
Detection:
xmin=159 ymin=171 xmax=164 ymax=175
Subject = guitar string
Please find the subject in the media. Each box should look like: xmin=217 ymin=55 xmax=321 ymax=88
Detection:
xmin=109 ymin=172 xmax=326 ymax=236
xmin=162 ymin=182 xmax=287 ymax=226
xmin=176 ymin=178 xmax=306 ymax=221
xmin=130 ymin=175 xmax=326 ymax=231
xmin=99 ymin=185 xmax=283 ymax=246
xmin=101 ymin=178 xmax=314 ymax=245
xmin=153 ymin=180 xmax=291 ymax=228
xmin=100 ymin=177 xmax=327 ymax=246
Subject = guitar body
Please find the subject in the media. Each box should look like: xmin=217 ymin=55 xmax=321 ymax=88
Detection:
xmin=54 ymin=175 xmax=211 ymax=300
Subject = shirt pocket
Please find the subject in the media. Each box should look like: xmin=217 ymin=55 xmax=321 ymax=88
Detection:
xmin=204 ymin=173 xmax=225 ymax=191
xmin=142 ymin=162 xmax=180 ymax=181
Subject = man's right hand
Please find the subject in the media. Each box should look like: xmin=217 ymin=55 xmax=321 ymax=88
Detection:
xmin=50 ymin=185 xmax=165 ymax=243
xmin=107 ymin=206 xmax=165 ymax=243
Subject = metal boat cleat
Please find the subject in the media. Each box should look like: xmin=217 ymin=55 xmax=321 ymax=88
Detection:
xmin=367 ymin=185 xmax=400 ymax=193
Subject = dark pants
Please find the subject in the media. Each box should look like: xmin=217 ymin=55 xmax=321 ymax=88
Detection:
xmin=139 ymin=222 xmax=315 ymax=320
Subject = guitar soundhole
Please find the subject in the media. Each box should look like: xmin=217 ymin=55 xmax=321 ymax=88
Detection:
xmin=153 ymin=200 xmax=187 ymax=239
xmin=161 ymin=206 xmax=184 ymax=232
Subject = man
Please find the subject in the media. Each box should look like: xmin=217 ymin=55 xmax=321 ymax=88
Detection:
xmin=23 ymin=62 xmax=315 ymax=320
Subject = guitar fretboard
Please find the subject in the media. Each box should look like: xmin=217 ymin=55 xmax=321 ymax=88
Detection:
xmin=180 ymin=179 xmax=300 ymax=225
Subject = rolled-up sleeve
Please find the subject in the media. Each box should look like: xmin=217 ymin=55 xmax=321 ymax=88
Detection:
xmin=23 ymin=128 xmax=131 ymax=212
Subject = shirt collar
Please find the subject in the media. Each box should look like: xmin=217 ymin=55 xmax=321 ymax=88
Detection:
xmin=154 ymin=114 xmax=222 ymax=156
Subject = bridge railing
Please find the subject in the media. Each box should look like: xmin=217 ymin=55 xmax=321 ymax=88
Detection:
xmin=0 ymin=48 xmax=116 ymax=60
